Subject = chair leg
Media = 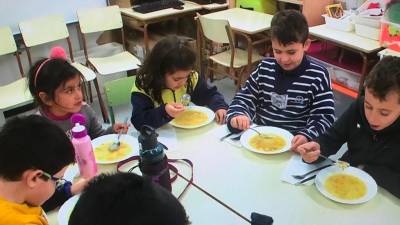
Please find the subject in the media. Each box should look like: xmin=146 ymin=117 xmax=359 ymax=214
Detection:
xmin=109 ymin=107 xmax=115 ymax=125
xmin=88 ymin=81 xmax=93 ymax=103
xmin=93 ymin=78 xmax=110 ymax=123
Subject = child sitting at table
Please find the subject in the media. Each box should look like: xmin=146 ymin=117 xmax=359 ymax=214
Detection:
xmin=226 ymin=9 xmax=335 ymax=150
xmin=298 ymin=56 xmax=400 ymax=198
xmin=131 ymin=35 xmax=228 ymax=130
xmin=69 ymin=172 xmax=190 ymax=225
xmin=27 ymin=46 xmax=129 ymax=211
xmin=0 ymin=115 xmax=75 ymax=225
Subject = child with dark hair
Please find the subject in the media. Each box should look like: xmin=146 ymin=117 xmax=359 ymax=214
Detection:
xmin=27 ymin=47 xmax=129 ymax=211
xmin=131 ymin=35 xmax=228 ymax=130
xmin=298 ymin=56 xmax=400 ymax=198
xmin=69 ymin=173 xmax=190 ymax=225
xmin=227 ymin=10 xmax=335 ymax=150
xmin=28 ymin=47 xmax=129 ymax=139
xmin=0 ymin=115 xmax=75 ymax=225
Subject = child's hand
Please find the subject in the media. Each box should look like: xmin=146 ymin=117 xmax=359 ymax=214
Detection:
xmin=113 ymin=122 xmax=129 ymax=134
xmin=230 ymin=115 xmax=250 ymax=130
xmin=297 ymin=141 xmax=320 ymax=163
xmin=290 ymin=134 xmax=308 ymax=153
xmin=215 ymin=109 xmax=227 ymax=124
xmin=70 ymin=177 xmax=90 ymax=195
xmin=165 ymin=103 xmax=185 ymax=118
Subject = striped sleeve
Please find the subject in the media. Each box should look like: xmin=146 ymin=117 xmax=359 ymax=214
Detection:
xmin=297 ymin=65 xmax=335 ymax=140
xmin=226 ymin=63 xmax=261 ymax=122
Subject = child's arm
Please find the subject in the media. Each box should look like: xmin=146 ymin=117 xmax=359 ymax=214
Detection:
xmin=226 ymin=66 xmax=261 ymax=132
xmin=131 ymin=92 xmax=174 ymax=130
xmin=297 ymin=71 xmax=335 ymax=140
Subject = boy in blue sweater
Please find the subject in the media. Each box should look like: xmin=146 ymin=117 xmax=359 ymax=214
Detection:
xmin=227 ymin=10 xmax=335 ymax=150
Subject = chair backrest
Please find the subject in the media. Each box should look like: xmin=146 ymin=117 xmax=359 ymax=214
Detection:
xmin=104 ymin=75 xmax=135 ymax=124
xmin=0 ymin=27 xmax=17 ymax=56
xmin=19 ymin=14 xmax=73 ymax=66
xmin=77 ymin=5 xmax=123 ymax=34
xmin=19 ymin=14 xmax=69 ymax=47
xmin=198 ymin=15 xmax=231 ymax=44
xmin=104 ymin=76 xmax=135 ymax=107
xmin=0 ymin=26 xmax=24 ymax=76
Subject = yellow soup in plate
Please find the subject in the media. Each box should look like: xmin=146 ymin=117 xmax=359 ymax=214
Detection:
xmin=94 ymin=141 xmax=132 ymax=161
xmin=324 ymin=174 xmax=367 ymax=200
xmin=173 ymin=110 xmax=208 ymax=126
xmin=248 ymin=134 xmax=286 ymax=151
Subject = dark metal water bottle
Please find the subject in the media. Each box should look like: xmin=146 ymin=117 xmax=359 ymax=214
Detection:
xmin=138 ymin=125 xmax=171 ymax=191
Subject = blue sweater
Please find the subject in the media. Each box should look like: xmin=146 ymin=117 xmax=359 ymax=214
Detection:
xmin=227 ymin=56 xmax=335 ymax=140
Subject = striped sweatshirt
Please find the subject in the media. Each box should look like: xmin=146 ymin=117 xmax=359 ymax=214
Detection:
xmin=227 ymin=56 xmax=335 ymax=140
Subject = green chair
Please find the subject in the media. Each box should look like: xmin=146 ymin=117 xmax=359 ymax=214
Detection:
xmin=104 ymin=76 xmax=135 ymax=124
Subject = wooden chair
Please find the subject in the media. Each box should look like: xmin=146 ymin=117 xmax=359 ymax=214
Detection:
xmin=18 ymin=14 xmax=110 ymax=122
xmin=0 ymin=26 xmax=34 ymax=126
xmin=197 ymin=13 xmax=263 ymax=90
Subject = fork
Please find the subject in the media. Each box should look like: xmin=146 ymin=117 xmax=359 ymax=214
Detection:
xmin=292 ymin=164 xmax=332 ymax=180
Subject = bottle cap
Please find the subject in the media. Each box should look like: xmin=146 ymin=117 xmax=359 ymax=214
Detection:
xmin=71 ymin=113 xmax=87 ymax=138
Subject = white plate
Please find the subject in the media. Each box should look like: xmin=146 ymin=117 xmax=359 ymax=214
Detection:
xmin=92 ymin=134 xmax=139 ymax=164
xmin=240 ymin=126 xmax=293 ymax=154
xmin=57 ymin=195 xmax=80 ymax=225
xmin=315 ymin=166 xmax=377 ymax=204
xmin=170 ymin=106 xmax=215 ymax=129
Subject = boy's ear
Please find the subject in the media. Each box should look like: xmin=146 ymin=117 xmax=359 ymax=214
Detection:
xmin=22 ymin=169 xmax=43 ymax=188
xmin=303 ymin=39 xmax=311 ymax=51
xmin=38 ymin=92 xmax=53 ymax=106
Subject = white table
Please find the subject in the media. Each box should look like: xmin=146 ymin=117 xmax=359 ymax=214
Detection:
xmin=309 ymin=25 xmax=383 ymax=93
xmin=378 ymin=48 xmax=400 ymax=58
xmin=166 ymin=123 xmax=400 ymax=225
xmin=47 ymin=122 xmax=400 ymax=225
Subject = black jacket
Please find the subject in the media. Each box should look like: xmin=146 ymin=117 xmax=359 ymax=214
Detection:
xmin=316 ymin=97 xmax=400 ymax=198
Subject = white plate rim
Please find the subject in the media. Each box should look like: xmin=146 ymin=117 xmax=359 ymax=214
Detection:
xmin=240 ymin=126 xmax=294 ymax=154
xmin=57 ymin=195 xmax=80 ymax=225
xmin=92 ymin=134 xmax=139 ymax=164
xmin=315 ymin=166 xmax=378 ymax=204
xmin=169 ymin=105 xmax=215 ymax=129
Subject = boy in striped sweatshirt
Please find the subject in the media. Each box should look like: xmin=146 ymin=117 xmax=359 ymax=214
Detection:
xmin=227 ymin=10 xmax=335 ymax=151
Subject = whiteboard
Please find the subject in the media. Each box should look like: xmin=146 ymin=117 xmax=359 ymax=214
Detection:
xmin=0 ymin=0 xmax=107 ymax=34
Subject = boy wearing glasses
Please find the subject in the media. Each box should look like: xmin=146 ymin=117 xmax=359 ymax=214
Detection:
xmin=227 ymin=10 xmax=335 ymax=150
xmin=0 ymin=115 xmax=75 ymax=225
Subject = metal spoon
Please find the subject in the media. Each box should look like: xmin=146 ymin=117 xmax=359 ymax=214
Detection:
xmin=109 ymin=117 xmax=129 ymax=151
xmin=248 ymin=127 xmax=272 ymax=139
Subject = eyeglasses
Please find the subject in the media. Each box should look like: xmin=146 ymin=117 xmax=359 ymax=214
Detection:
xmin=40 ymin=171 xmax=68 ymax=188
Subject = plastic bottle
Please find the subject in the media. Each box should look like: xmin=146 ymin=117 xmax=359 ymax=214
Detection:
xmin=70 ymin=113 xmax=97 ymax=179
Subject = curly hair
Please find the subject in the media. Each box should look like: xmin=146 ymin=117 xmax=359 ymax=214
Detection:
xmin=135 ymin=36 xmax=196 ymax=104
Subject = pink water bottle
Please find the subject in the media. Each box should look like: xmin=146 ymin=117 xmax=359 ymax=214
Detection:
xmin=71 ymin=113 xmax=97 ymax=179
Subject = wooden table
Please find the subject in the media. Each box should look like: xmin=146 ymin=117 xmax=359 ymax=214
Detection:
xmin=120 ymin=1 xmax=202 ymax=54
xmin=309 ymin=25 xmax=383 ymax=93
